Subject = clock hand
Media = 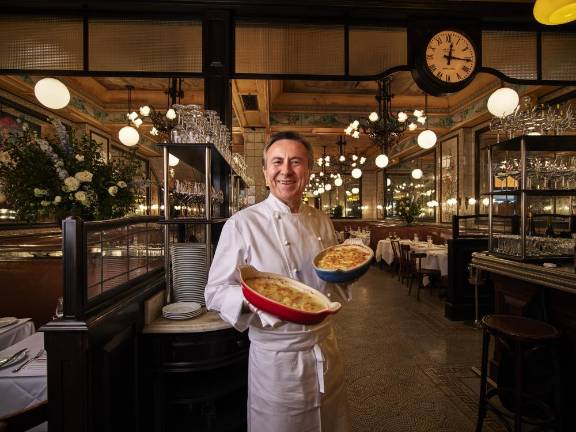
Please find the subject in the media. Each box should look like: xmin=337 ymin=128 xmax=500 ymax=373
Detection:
xmin=444 ymin=55 xmax=473 ymax=62
xmin=446 ymin=43 xmax=454 ymax=65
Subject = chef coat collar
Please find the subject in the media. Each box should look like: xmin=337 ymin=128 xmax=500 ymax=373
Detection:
xmin=266 ymin=193 xmax=311 ymax=216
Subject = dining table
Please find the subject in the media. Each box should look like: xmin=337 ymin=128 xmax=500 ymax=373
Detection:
xmin=0 ymin=331 xmax=47 ymax=431
xmin=0 ymin=317 xmax=35 ymax=351
xmin=376 ymin=238 xmax=449 ymax=277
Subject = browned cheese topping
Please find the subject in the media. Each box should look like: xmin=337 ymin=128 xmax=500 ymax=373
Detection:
xmin=248 ymin=277 xmax=325 ymax=312
xmin=317 ymin=247 xmax=370 ymax=270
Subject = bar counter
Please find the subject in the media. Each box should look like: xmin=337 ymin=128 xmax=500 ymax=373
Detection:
xmin=471 ymin=252 xmax=576 ymax=430
xmin=471 ymin=252 xmax=576 ymax=294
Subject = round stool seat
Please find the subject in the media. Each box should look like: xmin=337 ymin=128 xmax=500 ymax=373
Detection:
xmin=482 ymin=314 xmax=560 ymax=344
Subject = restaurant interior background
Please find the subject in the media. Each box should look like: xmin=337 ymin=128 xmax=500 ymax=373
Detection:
xmin=0 ymin=73 xmax=573 ymax=225
xmin=1 ymin=1 xmax=575 ymax=431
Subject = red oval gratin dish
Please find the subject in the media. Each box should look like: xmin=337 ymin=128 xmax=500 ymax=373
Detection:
xmin=239 ymin=265 xmax=341 ymax=325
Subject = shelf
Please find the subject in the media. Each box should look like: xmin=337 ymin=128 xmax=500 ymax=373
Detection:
xmin=159 ymin=217 xmax=228 ymax=225
xmin=156 ymin=143 xmax=225 ymax=174
xmin=490 ymin=135 xmax=576 ymax=152
xmin=489 ymin=251 xmax=573 ymax=264
xmin=156 ymin=142 xmax=250 ymax=183
xmin=489 ymin=190 xmax=576 ymax=196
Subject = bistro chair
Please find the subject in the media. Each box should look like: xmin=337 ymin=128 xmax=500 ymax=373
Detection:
xmin=399 ymin=244 xmax=415 ymax=288
xmin=476 ymin=315 xmax=563 ymax=432
xmin=390 ymin=239 xmax=401 ymax=277
xmin=409 ymin=252 xmax=441 ymax=301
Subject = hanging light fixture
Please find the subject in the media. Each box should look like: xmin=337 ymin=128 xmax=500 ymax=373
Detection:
xmin=34 ymin=77 xmax=70 ymax=110
xmin=351 ymin=167 xmax=363 ymax=179
xmin=118 ymin=85 xmax=139 ymax=147
xmin=334 ymin=177 xmax=343 ymax=187
xmin=487 ymin=87 xmax=519 ymax=118
xmin=534 ymin=0 xmax=576 ymax=25
xmin=411 ymin=168 xmax=423 ymax=179
xmin=168 ymin=154 xmax=180 ymax=167
xmin=417 ymin=94 xmax=437 ymax=150
xmin=345 ymin=78 xmax=427 ymax=169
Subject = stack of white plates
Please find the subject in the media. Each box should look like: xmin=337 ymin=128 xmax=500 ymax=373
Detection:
xmin=0 ymin=317 xmax=17 ymax=329
xmin=171 ymin=243 xmax=208 ymax=305
xmin=162 ymin=302 xmax=203 ymax=320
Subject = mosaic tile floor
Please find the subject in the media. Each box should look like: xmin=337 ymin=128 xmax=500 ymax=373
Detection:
xmin=334 ymin=266 xmax=506 ymax=432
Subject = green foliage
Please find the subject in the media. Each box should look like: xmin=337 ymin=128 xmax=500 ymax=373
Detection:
xmin=0 ymin=122 xmax=142 ymax=221
xmin=395 ymin=196 xmax=423 ymax=225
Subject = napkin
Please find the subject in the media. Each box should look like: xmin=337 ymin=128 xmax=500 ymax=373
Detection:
xmin=244 ymin=300 xmax=282 ymax=328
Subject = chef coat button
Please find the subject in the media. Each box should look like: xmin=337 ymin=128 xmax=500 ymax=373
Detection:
xmin=317 ymin=236 xmax=322 ymax=241
xmin=276 ymin=214 xmax=281 ymax=220
xmin=284 ymin=240 xmax=290 ymax=246
xmin=293 ymin=268 xmax=298 ymax=273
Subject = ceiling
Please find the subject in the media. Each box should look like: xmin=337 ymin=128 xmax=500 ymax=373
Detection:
xmin=0 ymin=72 xmax=567 ymax=166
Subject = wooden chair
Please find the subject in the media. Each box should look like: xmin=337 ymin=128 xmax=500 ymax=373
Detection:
xmin=399 ymin=244 xmax=415 ymax=287
xmin=0 ymin=401 xmax=48 ymax=432
xmin=410 ymin=252 xmax=441 ymax=301
xmin=390 ymin=239 xmax=401 ymax=277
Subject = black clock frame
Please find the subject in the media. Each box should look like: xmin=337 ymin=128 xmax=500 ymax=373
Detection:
xmin=409 ymin=23 xmax=482 ymax=96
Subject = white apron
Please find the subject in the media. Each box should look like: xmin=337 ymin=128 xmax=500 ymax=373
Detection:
xmin=205 ymin=194 xmax=351 ymax=432
xmin=248 ymin=319 xmax=350 ymax=432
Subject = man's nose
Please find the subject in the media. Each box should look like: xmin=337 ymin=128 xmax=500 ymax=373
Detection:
xmin=280 ymin=161 xmax=293 ymax=174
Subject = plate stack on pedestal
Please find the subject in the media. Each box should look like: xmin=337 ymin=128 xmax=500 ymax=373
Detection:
xmin=162 ymin=302 xmax=203 ymax=320
xmin=171 ymin=243 xmax=208 ymax=305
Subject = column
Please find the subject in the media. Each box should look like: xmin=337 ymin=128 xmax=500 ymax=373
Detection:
xmin=243 ymin=128 xmax=267 ymax=204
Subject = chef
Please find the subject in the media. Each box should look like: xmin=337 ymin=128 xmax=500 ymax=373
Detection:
xmin=205 ymin=131 xmax=351 ymax=432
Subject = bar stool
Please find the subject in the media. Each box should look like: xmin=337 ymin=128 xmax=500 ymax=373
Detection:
xmin=476 ymin=314 xmax=563 ymax=432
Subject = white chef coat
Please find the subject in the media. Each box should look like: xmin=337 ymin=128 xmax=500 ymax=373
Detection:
xmin=205 ymin=193 xmax=351 ymax=432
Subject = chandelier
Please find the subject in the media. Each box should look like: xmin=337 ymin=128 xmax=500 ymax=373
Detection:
xmin=316 ymin=137 xmax=367 ymax=176
xmin=344 ymin=78 xmax=435 ymax=169
xmin=487 ymin=87 xmax=576 ymax=141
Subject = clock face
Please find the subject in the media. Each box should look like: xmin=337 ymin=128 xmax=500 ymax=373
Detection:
xmin=425 ymin=30 xmax=477 ymax=84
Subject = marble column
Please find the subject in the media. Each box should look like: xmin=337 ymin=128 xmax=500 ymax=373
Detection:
xmin=243 ymin=128 xmax=268 ymax=204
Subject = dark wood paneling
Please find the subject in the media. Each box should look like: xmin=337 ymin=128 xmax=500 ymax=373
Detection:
xmin=445 ymin=238 xmax=490 ymax=321
xmin=142 ymin=329 xmax=249 ymax=432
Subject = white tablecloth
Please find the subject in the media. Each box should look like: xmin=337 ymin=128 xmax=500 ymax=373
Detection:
xmin=0 ymin=318 xmax=35 ymax=351
xmin=376 ymin=239 xmax=448 ymax=276
xmin=0 ymin=331 xmax=47 ymax=431
xmin=349 ymin=231 xmax=371 ymax=246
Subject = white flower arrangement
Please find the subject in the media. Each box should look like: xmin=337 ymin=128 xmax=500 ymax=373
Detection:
xmin=108 ymin=186 xmax=119 ymax=196
xmin=63 ymin=176 xmax=81 ymax=192
xmin=0 ymin=120 xmax=142 ymax=221
xmin=74 ymin=170 xmax=93 ymax=183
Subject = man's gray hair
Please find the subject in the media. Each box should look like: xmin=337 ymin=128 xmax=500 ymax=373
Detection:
xmin=262 ymin=131 xmax=314 ymax=169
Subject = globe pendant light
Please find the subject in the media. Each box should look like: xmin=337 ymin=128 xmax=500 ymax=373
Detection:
xmin=34 ymin=77 xmax=70 ymax=109
xmin=168 ymin=153 xmax=180 ymax=167
xmin=487 ymin=87 xmax=519 ymax=118
xmin=417 ymin=94 xmax=437 ymax=150
xmin=417 ymin=129 xmax=437 ymax=149
xmin=118 ymin=85 xmax=139 ymax=147
xmin=119 ymin=126 xmax=139 ymax=147
xmin=534 ymin=0 xmax=576 ymax=25
xmin=375 ymin=153 xmax=389 ymax=168
xmin=411 ymin=168 xmax=423 ymax=179
xmin=334 ymin=177 xmax=343 ymax=187
xmin=351 ymin=168 xmax=362 ymax=179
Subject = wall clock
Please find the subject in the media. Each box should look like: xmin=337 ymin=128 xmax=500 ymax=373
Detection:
xmin=411 ymin=28 xmax=479 ymax=96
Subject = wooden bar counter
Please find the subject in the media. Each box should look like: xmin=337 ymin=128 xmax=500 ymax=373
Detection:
xmin=471 ymin=252 xmax=576 ymax=429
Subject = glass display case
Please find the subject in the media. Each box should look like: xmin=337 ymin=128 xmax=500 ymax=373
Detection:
xmin=488 ymin=135 xmax=576 ymax=261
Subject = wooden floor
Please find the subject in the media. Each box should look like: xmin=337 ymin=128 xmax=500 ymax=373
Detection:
xmin=335 ymin=266 xmax=505 ymax=432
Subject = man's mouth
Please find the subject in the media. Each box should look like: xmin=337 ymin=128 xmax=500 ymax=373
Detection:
xmin=276 ymin=180 xmax=295 ymax=185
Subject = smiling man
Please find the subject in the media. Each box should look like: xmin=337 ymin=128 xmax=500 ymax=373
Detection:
xmin=206 ymin=131 xmax=350 ymax=432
